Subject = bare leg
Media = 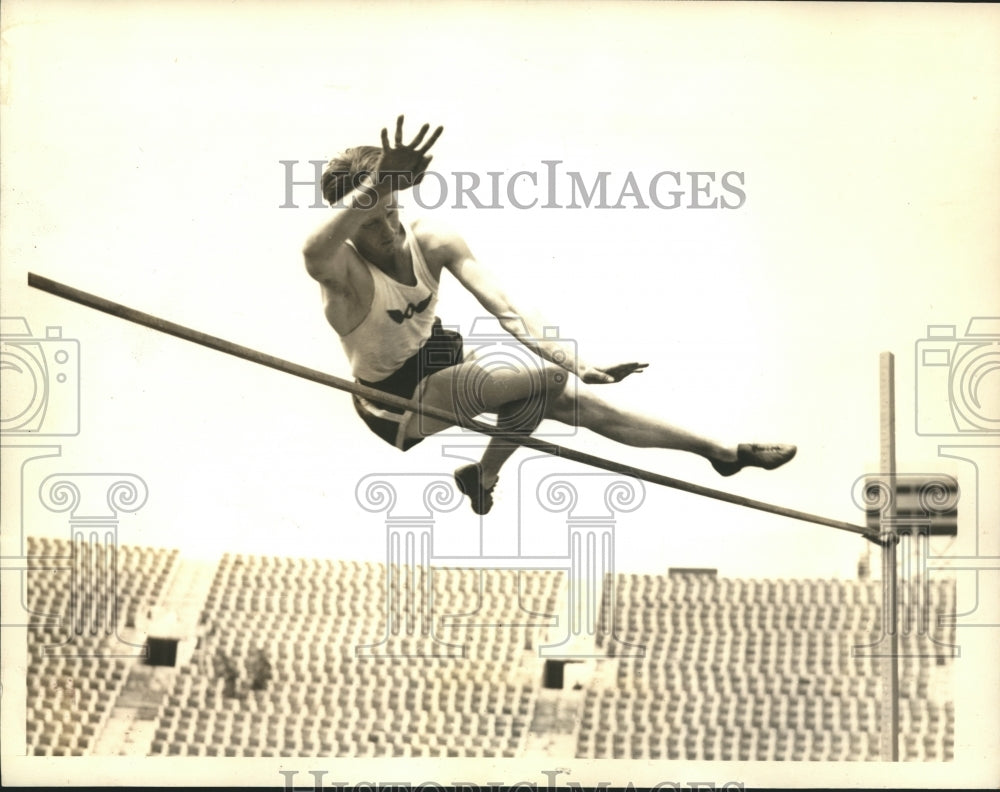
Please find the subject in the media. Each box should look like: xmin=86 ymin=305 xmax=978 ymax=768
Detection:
xmin=403 ymin=361 xmax=566 ymax=511
xmin=545 ymin=381 xmax=738 ymax=461
xmin=404 ymin=359 xmax=566 ymax=446
xmin=542 ymin=384 xmax=796 ymax=477
xmin=477 ymin=399 xmax=537 ymax=488
xmin=407 ymin=362 xmax=739 ymax=464
xmin=405 ymin=362 xmax=793 ymax=512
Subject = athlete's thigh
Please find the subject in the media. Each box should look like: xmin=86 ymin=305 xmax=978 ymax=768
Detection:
xmin=403 ymin=358 xmax=551 ymax=441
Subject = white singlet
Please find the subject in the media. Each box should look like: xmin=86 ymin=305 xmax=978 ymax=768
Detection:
xmin=337 ymin=223 xmax=439 ymax=382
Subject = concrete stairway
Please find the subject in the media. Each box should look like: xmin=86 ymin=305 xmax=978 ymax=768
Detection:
xmin=90 ymin=556 xmax=220 ymax=755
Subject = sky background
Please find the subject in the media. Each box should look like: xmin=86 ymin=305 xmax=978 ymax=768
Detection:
xmin=2 ymin=1 xmax=998 ymax=787
xmin=4 ymin=2 xmax=997 ymax=579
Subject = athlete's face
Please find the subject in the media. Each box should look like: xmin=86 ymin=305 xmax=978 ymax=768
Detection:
xmin=356 ymin=199 xmax=402 ymax=252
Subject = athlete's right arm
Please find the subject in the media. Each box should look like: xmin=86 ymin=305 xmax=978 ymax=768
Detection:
xmin=301 ymin=176 xmax=389 ymax=283
xmin=302 ymin=116 xmax=443 ymax=283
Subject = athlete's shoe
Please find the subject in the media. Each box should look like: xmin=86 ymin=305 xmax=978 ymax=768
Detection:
xmin=711 ymin=443 xmax=797 ymax=477
xmin=454 ymin=464 xmax=497 ymax=515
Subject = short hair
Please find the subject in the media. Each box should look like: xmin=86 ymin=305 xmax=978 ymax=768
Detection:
xmin=321 ymin=145 xmax=382 ymax=205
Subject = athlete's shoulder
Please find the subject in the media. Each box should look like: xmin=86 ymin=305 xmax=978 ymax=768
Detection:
xmin=312 ymin=239 xmax=366 ymax=294
xmin=410 ymin=216 xmax=473 ymax=266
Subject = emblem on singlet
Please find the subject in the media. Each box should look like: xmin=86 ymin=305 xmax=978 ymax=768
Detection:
xmin=387 ymin=293 xmax=433 ymax=324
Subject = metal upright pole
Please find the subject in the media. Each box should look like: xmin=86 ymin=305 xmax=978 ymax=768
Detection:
xmin=879 ymin=351 xmax=900 ymax=762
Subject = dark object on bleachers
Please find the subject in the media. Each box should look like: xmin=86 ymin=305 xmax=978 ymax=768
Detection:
xmin=213 ymin=649 xmax=243 ymax=699
xmin=668 ymin=567 xmax=718 ymax=577
xmin=542 ymin=659 xmax=583 ymax=690
xmin=247 ymin=649 xmax=273 ymax=691
xmin=543 ymin=660 xmax=566 ymax=690
xmin=146 ymin=636 xmax=179 ymax=667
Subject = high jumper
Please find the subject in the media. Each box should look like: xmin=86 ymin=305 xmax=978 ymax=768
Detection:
xmin=302 ymin=115 xmax=797 ymax=514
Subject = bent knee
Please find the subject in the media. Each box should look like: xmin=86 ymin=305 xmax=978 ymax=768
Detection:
xmin=546 ymin=373 xmax=580 ymax=411
xmin=543 ymin=364 xmax=570 ymax=396
xmin=471 ymin=362 xmax=568 ymax=407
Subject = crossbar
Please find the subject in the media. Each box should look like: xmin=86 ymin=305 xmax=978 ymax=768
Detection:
xmin=27 ymin=272 xmax=876 ymax=540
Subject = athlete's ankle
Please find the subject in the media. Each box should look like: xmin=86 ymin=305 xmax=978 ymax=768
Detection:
xmin=710 ymin=446 xmax=739 ymax=463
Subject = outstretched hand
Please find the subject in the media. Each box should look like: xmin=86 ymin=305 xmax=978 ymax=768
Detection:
xmin=377 ymin=115 xmax=443 ymax=192
xmin=580 ymin=362 xmax=649 ymax=384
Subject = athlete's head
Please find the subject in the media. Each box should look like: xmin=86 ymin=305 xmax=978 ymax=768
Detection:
xmin=323 ymin=146 xmax=403 ymax=259
xmin=321 ymin=146 xmax=383 ymax=205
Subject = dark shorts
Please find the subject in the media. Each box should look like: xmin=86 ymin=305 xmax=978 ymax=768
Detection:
xmin=352 ymin=318 xmax=464 ymax=451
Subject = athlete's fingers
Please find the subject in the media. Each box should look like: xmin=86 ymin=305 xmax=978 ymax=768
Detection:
xmin=394 ymin=114 xmax=404 ymax=145
xmin=417 ymin=125 xmax=443 ymax=155
xmin=409 ymin=123 xmax=429 ymax=149
xmin=603 ymin=362 xmax=648 ymax=382
xmin=381 ymin=127 xmax=390 ymax=150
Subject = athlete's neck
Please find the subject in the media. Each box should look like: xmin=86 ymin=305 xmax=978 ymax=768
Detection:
xmin=357 ymin=235 xmax=414 ymax=285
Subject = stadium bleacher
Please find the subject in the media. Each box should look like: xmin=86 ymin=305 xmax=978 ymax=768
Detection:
xmin=22 ymin=539 xmax=956 ymax=760
xmin=580 ymin=572 xmax=955 ymax=761
xmin=24 ymin=536 xmax=178 ymax=756
xmin=148 ymin=555 xmax=559 ymax=757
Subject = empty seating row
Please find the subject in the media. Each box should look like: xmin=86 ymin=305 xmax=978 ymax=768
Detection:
xmin=23 ymin=537 xmax=180 ymax=757
xmin=147 ymin=556 xmax=555 ymax=757
xmin=576 ymin=727 xmax=953 ymax=761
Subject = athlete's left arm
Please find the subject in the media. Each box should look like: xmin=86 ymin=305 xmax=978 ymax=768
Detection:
xmin=417 ymin=222 xmax=645 ymax=384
